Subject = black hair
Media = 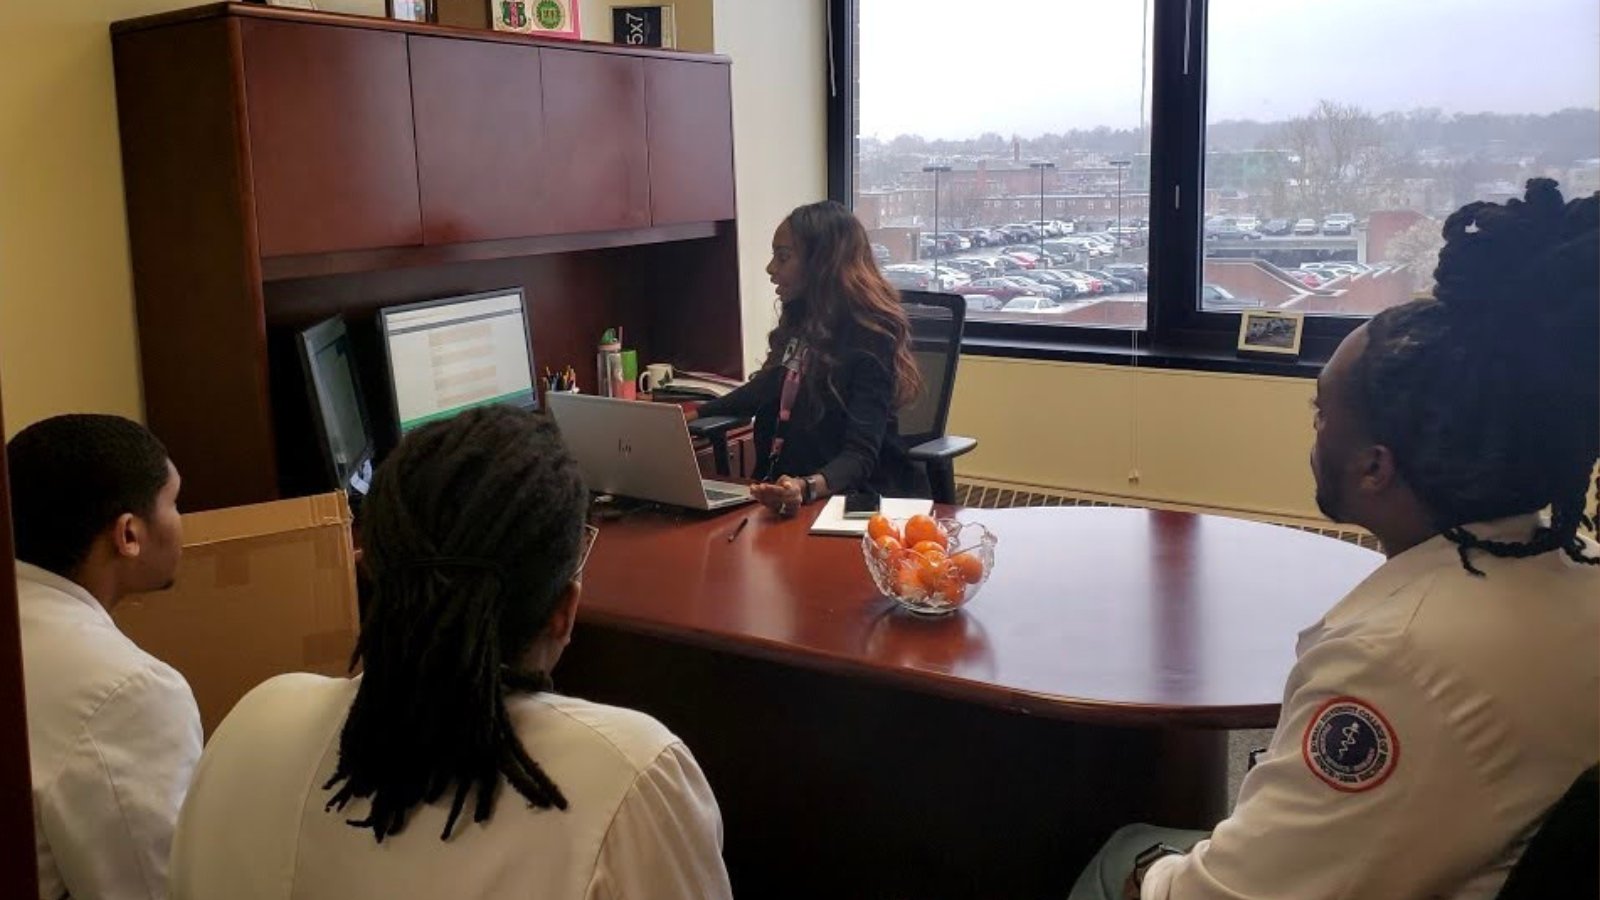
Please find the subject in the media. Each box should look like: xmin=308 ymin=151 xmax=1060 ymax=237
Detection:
xmin=323 ymin=405 xmax=589 ymax=842
xmin=5 ymin=414 xmax=172 ymax=577
xmin=1354 ymin=178 xmax=1599 ymax=574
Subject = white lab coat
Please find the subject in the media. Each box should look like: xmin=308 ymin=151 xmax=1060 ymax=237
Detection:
xmin=19 ymin=562 xmax=203 ymax=900
xmin=1143 ymin=515 xmax=1600 ymax=900
xmin=169 ymin=672 xmax=733 ymax=900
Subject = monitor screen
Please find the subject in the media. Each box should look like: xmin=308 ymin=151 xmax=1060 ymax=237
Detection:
xmin=297 ymin=316 xmax=375 ymax=495
xmin=378 ymin=288 xmax=538 ymax=433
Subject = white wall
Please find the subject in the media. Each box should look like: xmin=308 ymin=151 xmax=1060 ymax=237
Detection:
xmin=713 ymin=0 xmax=827 ymax=371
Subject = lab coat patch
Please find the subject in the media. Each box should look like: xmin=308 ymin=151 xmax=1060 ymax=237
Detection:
xmin=1302 ymin=697 xmax=1399 ymax=792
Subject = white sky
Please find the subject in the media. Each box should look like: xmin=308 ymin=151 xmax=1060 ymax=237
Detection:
xmin=859 ymin=0 xmax=1600 ymax=139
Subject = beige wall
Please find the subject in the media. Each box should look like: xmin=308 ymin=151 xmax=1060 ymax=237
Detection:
xmin=948 ymin=357 xmax=1324 ymax=524
xmin=0 ymin=1 xmax=196 ymax=435
xmin=713 ymin=0 xmax=827 ymax=372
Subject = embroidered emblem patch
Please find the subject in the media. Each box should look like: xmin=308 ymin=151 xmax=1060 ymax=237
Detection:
xmin=1302 ymin=697 xmax=1399 ymax=792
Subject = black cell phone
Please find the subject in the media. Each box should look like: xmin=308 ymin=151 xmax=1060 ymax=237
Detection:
xmin=843 ymin=491 xmax=882 ymax=519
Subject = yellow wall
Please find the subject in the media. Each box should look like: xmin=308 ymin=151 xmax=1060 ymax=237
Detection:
xmin=948 ymin=358 xmax=1323 ymax=524
xmin=0 ymin=1 xmax=194 ymax=435
xmin=713 ymin=0 xmax=827 ymax=372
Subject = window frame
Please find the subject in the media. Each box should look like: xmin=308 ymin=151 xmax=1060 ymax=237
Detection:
xmin=827 ymin=0 xmax=1367 ymax=371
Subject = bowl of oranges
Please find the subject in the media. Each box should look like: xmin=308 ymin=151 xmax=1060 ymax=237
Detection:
xmin=862 ymin=514 xmax=996 ymax=615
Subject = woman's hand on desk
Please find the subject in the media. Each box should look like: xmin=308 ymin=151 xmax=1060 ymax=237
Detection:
xmin=750 ymin=477 xmax=805 ymax=518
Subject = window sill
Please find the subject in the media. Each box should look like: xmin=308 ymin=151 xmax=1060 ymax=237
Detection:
xmin=961 ymin=334 xmax=1327 ymax=378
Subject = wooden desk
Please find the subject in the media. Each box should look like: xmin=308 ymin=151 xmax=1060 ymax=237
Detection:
xmin=557 ymin=505 xmax=1381 ymax=899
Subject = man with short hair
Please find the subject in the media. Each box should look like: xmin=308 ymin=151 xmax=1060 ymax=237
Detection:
xmin=10 ymin=414 xmax=201 ymax=900
xmin=1070 ymin=182 xmax=1599 ymax=899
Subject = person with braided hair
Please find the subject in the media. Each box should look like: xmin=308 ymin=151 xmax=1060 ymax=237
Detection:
xmin=167 ymin=406 xmax=732 ymax=899
xmin=1072 ymin=179 xmax=1599 ymax=900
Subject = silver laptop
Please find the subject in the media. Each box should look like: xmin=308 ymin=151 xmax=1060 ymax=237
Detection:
xmin=546 ymin=393 xmax=753 ymax=511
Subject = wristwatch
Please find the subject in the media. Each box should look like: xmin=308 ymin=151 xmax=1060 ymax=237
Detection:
xmin=801 ymin=475 xmax=821 ymax=504
xmin=1132 ymin=842 xmax=1186 ymax=890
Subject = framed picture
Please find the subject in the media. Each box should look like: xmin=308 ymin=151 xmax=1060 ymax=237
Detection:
xmin=490 ymin=0 xmax=582 ymax=38
xmin=612 ymin=5 xmax=676 ymax=48
xmin=387 ymin=0 xmax=431 ymax=21
xmin=1236 ymin=309 xmax=1305 ymax=360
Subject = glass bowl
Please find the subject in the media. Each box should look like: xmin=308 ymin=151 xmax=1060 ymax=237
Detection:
xmin=860 ymin=517 xmax=997 ymax=615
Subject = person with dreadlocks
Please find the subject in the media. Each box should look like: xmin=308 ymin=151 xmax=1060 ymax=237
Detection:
xmin=1071 ymin=179 xmax=1599 ymax=900
xmin=167 ymin=406 xmax=732 ymax=899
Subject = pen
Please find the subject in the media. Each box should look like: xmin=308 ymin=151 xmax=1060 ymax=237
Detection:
xmin=726 ymin=516 xmax=748 ymax=543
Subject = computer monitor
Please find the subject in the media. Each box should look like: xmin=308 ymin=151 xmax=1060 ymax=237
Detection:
xmin=378 ymin=288 xmax=538 ymax=434
xmin=297 ymin=315 xmax=375 ymax=497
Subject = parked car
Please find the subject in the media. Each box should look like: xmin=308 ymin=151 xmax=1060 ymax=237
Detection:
xmin=1000 ymin=296 xmax=1064 ymax=313
xmin=1026 ymin=270 xmax=1085 ymax=297
xmin=1103 ymin=263 xmax=1149 ymax=288
xmin=1259 ymin=218 xmax=1293 ymax=236
xmin=964 ymin=278 xmax=1031 ymax=302
xmin=1084 ymin=269 xmax=1137 ymax=292
xmin=871 ymin=243 xmax=891 ymax=265
xmin=1200 ymin=283 xmax=1262 ymax=309
xmin=1320 ymin=216 xmax=1352 ymax=236
xmin=1001 ymin=276 xmax=1064 ymax=301
xmin=948 ymin=257 xmax=997 ymax=278
xmin=1288 ymin=270 xmax=1325 ymax=288
xmin=884 ymin=267 xmax=932 ymax=291
xmin=1292 ymin=218 xmax=1319 ymax=235
xmin=962 ymin=293 xmax=1005 ymax=311
xmin=1001 ymin=249 xmax=1046 ymax=269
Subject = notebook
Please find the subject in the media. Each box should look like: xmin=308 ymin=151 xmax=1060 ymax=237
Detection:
xmin=808 ymin=496 xmax=935 ymax=536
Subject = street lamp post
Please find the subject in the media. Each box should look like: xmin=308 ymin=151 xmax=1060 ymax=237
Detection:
xmin=921 ymin=164 xmax=951 ymax=288
xmin=1110 ymin=159 xmax=1131 ymax=262
xmin=1029 ymin=161 xmax=1055 ymax=263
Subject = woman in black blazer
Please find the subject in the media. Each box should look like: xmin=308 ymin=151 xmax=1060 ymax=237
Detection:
xmin=689 ymin=200 xmax=927 ymax=517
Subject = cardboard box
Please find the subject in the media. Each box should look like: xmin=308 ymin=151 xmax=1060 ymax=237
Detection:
xmin=114 ymin=493 xmax=359 ymax=735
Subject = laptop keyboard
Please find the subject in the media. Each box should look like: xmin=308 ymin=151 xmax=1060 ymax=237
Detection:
xmin=704 ymin=487 xmax=747 ymax=503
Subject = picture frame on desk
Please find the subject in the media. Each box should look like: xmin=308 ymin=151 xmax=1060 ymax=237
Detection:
xmin=611 ymin=5 xmax=676 ymax=48
xmin=1236 ymin=309 xmax=1305 ymax=361
xmin=490 ymin=0 xmax=582 ymax=38
xmin=387 ymin=0 xmax=433 ymax=22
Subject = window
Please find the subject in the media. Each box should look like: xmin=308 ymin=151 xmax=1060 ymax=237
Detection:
xmin=850 ymin=0 xmax=1153 ymax=329
xmin=832 ymin=0 xmax=1600 ymax=365
xmin=1201 ymin=0 xmax=1600 ymax=319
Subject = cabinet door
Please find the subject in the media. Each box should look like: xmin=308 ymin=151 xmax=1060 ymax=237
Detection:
xmin=410 ymin=36 xmax=551 ymax=243
xmin=241 ymin=20 xmax=422 ymax=256
xmin=645 ymin=58 xmax=735 ymax=224
xmin=540 ymin=49 xmax=649 ymax=233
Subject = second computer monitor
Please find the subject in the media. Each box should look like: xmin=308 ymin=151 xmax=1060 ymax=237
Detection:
xmin=379 ymin=288 xmax=538 ymax=434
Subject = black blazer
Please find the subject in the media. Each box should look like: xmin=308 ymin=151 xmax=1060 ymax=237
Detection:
xmin=697 ymin=325 xmax=928 ymax=498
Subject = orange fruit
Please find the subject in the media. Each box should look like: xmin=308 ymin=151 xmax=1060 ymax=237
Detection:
xmin=874 ymin=535 xmax=904 ymax=559
xmin=911 ymin=540 xmax=947 ymax=562
xmin=903 ymin=515 xmax=947 ymax=550
xmin=949 ymin=551 xmax=985 ymax=584
xmin=914 ymin=554 xmax=951 ymax=591
xmin=893 ymin=558 xmax=925 ymax=599
xmin=867 ymin=514 xmax=900 ymax=544
xmin=933 ymin=575 xmax=966 ymax=605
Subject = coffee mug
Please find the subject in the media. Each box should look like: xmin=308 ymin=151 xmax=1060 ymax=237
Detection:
xmin=638 ymin=362 xmax=674 ymax=392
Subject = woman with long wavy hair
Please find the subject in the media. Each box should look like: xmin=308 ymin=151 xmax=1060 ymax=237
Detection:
xmin=690 ymin=200 xmax=927 ymax=515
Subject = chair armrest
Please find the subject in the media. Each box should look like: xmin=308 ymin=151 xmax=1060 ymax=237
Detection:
xmin=687 ymin=415 xmax=745 ymax=438
xmin=908 ymin=435 xmax=978 ymax=461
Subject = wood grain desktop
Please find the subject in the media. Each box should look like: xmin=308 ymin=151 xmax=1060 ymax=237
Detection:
xmin=558 ymin=505 xmax=1381 ymax=898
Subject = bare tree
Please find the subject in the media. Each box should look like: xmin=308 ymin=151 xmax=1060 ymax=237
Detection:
xmin=1277 ymin=100 xmax=1399 ymax=218
xmin=1384 ymin=217 xmax=1444 ymax=292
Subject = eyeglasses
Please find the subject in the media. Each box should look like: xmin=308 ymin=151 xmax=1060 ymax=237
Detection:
xmin=575 ymin=524 xmax=600 ymax=579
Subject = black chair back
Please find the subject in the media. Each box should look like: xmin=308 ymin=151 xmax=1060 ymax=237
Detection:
xmin=1495 ymin=763 xmax=1597 ymax=899
xmin=897 ymin=290 xmax=965 ymax=448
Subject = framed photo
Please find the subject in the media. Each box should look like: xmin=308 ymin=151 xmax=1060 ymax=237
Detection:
xmin=387 ymin=0 xmax=431 ymax=21
xmin=612 ymin=5 xmax=676 ymax=48
xmin=1236 ymin=309 xmax=1305 ymax=360
xmin=491 ymin=0 xmax=582 ymax=38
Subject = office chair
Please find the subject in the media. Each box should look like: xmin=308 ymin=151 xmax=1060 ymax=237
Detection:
xmin=1494 ymin=764 xmax=1597 ymax=900
xmin=689 ymin=290 xmax=977 ymax=504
